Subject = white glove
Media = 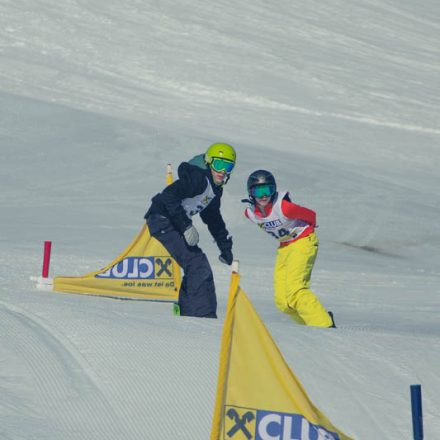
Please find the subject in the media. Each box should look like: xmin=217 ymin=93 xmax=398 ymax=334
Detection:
xmin=183 ymin=225 xmax=199 ymax=247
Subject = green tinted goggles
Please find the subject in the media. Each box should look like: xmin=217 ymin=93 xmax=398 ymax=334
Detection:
xmin=251 ymin=184 xmax=276 ymax=198
xmin=210 ymin=158 xmax=235 ymax=173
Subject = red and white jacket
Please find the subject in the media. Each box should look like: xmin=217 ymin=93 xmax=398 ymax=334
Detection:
xmin=244 ymin=191 xmax=316 ymax=247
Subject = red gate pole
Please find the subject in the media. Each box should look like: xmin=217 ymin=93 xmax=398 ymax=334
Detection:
xmin=42 ymin=241 xmax=52 ymax=278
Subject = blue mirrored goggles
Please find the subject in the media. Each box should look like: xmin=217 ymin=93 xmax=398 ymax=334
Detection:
xmin=210 ymin=158 xmax=235 ymax=173
xmin=250 ymin=184 xmax=276 ymax=199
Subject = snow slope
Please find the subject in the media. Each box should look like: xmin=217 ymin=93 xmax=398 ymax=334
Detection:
xmin=1 ymin=1 xmax=439 ymax=438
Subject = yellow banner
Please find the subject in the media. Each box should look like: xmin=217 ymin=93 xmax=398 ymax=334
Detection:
xmin=53 ymin=164 xmax=181 ymax=301
xmin=211 ymin=273 xmax=353 ymax=440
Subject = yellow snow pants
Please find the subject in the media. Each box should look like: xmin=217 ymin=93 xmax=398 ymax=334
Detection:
xmin=274 ymin=233 xmax=332 ymax=327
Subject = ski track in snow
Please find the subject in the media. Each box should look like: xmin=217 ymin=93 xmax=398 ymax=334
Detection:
xmin=2 ymin=0 xmax=439 ymax=139
xmin=1 ymin=0 xmax=440 ymax=438
xmin=0 ymin=300 xmax=126 ymax=439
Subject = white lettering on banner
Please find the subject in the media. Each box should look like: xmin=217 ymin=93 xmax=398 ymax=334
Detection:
xmin=258 ymin=413 xmax=282 ymax=440
xmin=284 ymin=416 xmax=295 ymax=440
xmin=113 ymin=258 xmax=128 ymax=278
xmin=224 ymin=406 xmax=340 ymax=440
xmin=136 ymin=258 xmax=154 ymax=278
xmin=257 ymin=413 xmax=338 ymax=440
xmin=96 ymin=258 xmax=154 ymax=279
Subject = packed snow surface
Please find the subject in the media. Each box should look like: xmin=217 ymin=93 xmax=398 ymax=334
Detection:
xmin=1 ymin=1 xmax=439 ymax=438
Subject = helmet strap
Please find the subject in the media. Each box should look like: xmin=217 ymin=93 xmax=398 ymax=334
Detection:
xmin=215 ymin=173 xmax=230 ymax=187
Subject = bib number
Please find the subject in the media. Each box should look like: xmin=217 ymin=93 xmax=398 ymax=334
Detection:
xmin=267 ymin=228 xmax=296 ymax=240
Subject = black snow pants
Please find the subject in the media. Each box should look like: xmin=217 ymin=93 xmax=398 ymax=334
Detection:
xmin=146 ymin=213 xmax=217 ymax=318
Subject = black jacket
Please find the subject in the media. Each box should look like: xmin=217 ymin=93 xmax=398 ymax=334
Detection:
xmin=145 ymin=156 xmax=230 ymax=246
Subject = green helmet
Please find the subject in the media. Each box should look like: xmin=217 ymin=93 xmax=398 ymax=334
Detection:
xmin=204 ymin=143 xmax=237 ymax=167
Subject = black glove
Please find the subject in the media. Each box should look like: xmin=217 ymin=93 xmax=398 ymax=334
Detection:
xmin=218 ymin=236 xmax=233 ymax=265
